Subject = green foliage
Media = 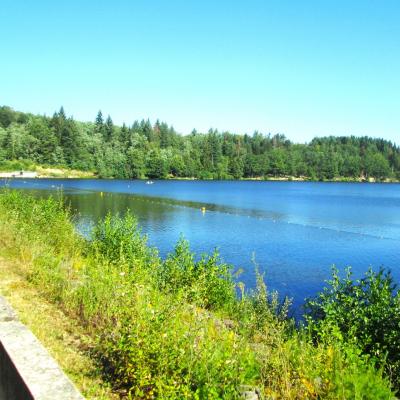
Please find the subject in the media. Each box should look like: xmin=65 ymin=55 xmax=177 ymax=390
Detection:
xmin=0 ymin=190 xmax=81 ymax=303
xmin=305 ymin=266 xmax=400 ymax=389
xmin=100 ymin=291 xmax=258 ymax=399
xmin=0 ymin=190 xmax=396 ymax=398
xmin=146 ymin=149 xmax=169 ymax=179
xmin=0 ymin=105 xmax=28 ymax=128
xmin=244 ymin=265 xmax=292 ymax=332
xmin=157 ymin=238 xmax=236 ymax=311
xmin=1 ymin=104 xmax=400 ymax=180
xmin=254 ymin=331 xmax=394 ymax=399
xmin=0 ymin=159 xmax=37 ymax=172
xmin=91 ymin=213 xmax=156 ymax=269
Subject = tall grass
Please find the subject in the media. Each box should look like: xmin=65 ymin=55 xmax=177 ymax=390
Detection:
xmin=0 ymin=189 xmax=395 ymax=399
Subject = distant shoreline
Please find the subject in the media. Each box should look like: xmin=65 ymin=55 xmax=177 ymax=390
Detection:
xmin=1 ymin=169 xmax=399 ymax=183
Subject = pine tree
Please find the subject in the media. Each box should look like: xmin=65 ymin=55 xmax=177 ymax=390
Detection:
xmin=95 ymin=110 xmax=104 ymax=127
xmin=105 ymin=115 xmax=114 ymax=142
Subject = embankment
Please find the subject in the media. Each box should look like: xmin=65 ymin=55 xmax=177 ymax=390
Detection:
xmin=0 ymin=189 xmax=395 ymax=399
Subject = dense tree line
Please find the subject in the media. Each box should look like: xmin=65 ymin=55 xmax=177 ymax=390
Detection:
xmin=0 ymin=105 xmax=399 ymax=180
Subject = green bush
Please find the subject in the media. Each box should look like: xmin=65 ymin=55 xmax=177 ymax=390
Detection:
xmin=157 ymin=238 xmax=236 ymax=311
xmin=99 ymin=290 xmax=259 ymax=399
xmin=91 ymin=212 xmax=157 ymax=268
xmin=305 ymin=266 xmax=400 ymax=388
xmin=241 ymin=265 xmax=292 ymax=333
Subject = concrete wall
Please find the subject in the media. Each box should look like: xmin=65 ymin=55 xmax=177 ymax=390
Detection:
xmin=0 ymin=296 xmax=84 ymax=400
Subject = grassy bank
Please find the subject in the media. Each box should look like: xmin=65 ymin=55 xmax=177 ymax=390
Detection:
xmin=0 ymin=190 xmax=396 ymax=399
xmin=0 ymin=160 xmax=95 ymax=178
xmin=0 ymin=257 xmax=117 ymax=399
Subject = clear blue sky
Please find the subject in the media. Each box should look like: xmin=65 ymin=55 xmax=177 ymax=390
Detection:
xmin=1 ymin=0 xmax=399 ymax=143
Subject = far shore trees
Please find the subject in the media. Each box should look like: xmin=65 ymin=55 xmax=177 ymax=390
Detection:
xmin=0 ymin=105 xmax=399 ymax=181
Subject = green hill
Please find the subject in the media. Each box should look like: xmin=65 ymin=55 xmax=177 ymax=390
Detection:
xmin=1 ymin=105 xmax=399 ymax=181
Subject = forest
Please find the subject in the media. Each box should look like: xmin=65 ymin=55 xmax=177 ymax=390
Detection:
xmin=0 ymin=105 xmax=399 ymax=181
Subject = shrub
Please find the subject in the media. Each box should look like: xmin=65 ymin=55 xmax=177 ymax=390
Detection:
xmin=157 ymin=238 xmax=236 ymax=312
xmin=99 ymin=291 xmax=259 ymax=399
xmin=305 ymin=266 xmax=400 ymax=388
xmin=91 ymin=212 xmax=158 ymax=270
xmin=245 ymin=265 xmax=291 ymax=330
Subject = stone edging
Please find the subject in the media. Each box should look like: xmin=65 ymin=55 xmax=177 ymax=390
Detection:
xmin=0 ymin=296 xmax=84 ymax=400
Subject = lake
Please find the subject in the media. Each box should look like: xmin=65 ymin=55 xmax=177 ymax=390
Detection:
xmin=2 ymin=179 xmax=400 ymax=315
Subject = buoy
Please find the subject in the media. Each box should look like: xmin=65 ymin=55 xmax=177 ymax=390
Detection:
xmin=201 ymin=207 xmax=206 ymax=214
xmin=100 ymin=192 xmax=103 ymax=197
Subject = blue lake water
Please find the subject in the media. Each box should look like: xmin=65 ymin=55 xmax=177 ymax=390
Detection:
xmin=2 ymin=179 xmax=400 ymax=315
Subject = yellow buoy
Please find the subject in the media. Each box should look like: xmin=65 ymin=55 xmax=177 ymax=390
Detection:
xmin=201 ymin=207 xmax=206 ymax=214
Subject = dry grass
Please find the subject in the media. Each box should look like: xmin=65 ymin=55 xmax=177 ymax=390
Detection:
xmin=35 ymin=166 xmax=96 ymax=178
xmin=0 ymin=257 xmax=118 ymax=400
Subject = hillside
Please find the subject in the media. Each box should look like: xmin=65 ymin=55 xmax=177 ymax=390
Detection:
xmin=0 ymin=105 xmax=399 ymax=181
